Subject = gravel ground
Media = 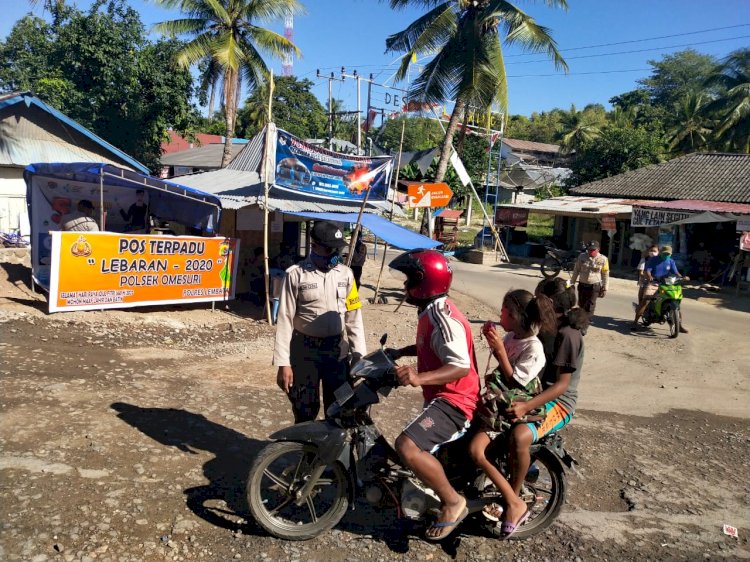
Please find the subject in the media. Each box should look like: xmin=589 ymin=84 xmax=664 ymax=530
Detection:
xmin=1 ymin=251 xmax=748 ymax=561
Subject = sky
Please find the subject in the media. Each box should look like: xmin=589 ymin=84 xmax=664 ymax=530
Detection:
xmin=2 ymin=0 xmax=749 ymax=119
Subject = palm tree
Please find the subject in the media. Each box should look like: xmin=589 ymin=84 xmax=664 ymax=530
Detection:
xmin=385 ymin=0 xmax=567 ymax=183
xmin=703 ymin=49 xmax=750 ymax=153
xmin=559 ymin=105 xmax=603 ymax=154
xmin=153 ymin=0 xmax=303 ymax=166
xmin=667 ymin=91 xmax=711 ymax=155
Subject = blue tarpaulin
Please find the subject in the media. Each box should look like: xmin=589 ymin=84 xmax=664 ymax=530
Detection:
xmin=288 ymin=212 xmax=441 ymax=250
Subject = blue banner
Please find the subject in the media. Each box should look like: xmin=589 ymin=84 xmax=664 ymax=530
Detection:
xmin=274 ymin=130 xmax=393 ymax=201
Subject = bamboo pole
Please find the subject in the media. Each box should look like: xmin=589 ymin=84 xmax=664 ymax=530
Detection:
xmin=371 ymin=121 xmax=406 ymax=303
xmin=262 ymin=71 xmax=275 ymax=324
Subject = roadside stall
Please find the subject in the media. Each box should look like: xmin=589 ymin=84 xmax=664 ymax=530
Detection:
xmin=25 ymin=162 xmax=238 ymax=312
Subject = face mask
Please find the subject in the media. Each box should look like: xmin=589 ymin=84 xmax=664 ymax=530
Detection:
xmin=661 ymin=253 xmax=671 ymax=260
xmin=310 ymin=250 xmax=340 ymax=271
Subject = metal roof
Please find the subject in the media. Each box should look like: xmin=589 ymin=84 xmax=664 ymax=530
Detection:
xmin=571 ymin=152 xmax=750 ymax=203
xmin=635 ymin=199 xmax=750 ymax=214
xmin=498 ymin=196 xmax=647 ymax=218
xmin=161 ymin=143 xmax=245 ymax=168
xmin=502 ymin=138 xmax=560 ymax=155
xmin=0 ymin=91 xmax=149 ymax=173
xmin=227 ymin=128 xmax=265 ymax=171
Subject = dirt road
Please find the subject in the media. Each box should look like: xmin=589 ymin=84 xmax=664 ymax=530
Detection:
xmin=1 ymin=250 xmax=748 ymax=561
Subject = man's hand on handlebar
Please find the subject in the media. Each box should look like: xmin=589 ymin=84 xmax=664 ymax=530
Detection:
xmin=395 ymin=365 xmax=420 ymax=387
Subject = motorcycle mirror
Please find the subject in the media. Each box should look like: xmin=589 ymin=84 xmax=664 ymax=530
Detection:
xmin=379 ymin=334 xmax=388 ymax=348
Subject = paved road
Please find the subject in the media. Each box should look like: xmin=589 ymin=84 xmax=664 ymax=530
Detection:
xmin=449 ymin=258 xmax=750 ymax=338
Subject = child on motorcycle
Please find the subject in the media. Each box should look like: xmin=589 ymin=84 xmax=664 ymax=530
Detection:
xmin=469 ymin=289 xmax=557 ymax=539
xmin=504 ymin=279 xmax=586 ymax=518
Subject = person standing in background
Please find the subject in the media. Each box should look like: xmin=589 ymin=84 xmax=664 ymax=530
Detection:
xmin=569 ymin=240 xmax=609 ymax=332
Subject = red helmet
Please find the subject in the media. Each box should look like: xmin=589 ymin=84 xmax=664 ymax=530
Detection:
xmin=389 ymin=249 xmax=452 ymax=303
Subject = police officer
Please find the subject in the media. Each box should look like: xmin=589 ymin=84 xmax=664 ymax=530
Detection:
xmin=273 ymin=221 xmax=367 ymax=423
xmin=570 ymin=240 xmax=609 ymax=330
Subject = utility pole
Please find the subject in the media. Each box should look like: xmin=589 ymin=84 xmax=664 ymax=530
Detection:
xmin=316 ymin=69 xmax=344 ymax=150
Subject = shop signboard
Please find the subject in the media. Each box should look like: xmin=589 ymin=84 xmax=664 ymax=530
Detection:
xmin=274 ymin=129 xmax=393 ymax=201
xmin=496 ymin=207 xmax=529 ymax=227
xmin=48 ymin=232 xmax=239 ymax=312
xmin=631 ymin=206 xmax=693 ymax=227
xmin=407 ymin=182 xmax=453 ymax=208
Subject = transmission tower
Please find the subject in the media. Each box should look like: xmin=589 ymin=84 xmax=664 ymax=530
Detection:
xmin=282 ymin=14 xmax=294 ymax=77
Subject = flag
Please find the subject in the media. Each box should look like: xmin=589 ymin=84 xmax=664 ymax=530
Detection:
xmin=363 ymin=109 xmax=378 ymax=132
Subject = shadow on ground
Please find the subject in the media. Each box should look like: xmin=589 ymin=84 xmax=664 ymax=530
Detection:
xmin=111 ymin=402 xmax=268 ymax=534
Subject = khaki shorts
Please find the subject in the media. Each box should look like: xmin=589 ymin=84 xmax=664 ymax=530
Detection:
xmin=642 ymin=284 xmax=658 ymax=298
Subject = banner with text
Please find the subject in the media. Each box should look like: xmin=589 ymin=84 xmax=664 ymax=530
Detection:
xmin=631 ymin=206 xmax=694 ymax=227
xmin=274 ymin=129 xmax=393 ymax=201
xmin=48 ymin=232 xmax=239 ymax=312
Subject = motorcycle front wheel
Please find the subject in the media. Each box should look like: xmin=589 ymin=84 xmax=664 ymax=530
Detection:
xmin=246 ymin=441 xmax=349 ymax=541
xmin=667 ymin=306 xmax=681 ymax=339
xmin=488 ymin=448 xmax=566 ymax=540
xmin=541 ymin=257 xmax=562 ymax=279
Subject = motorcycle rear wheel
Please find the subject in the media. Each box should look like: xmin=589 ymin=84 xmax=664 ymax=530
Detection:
xmin=541 ymin=257 xmax=562 ymax=279
xmin=668 ymin=306 xmax=681 ymax=339
xmin=487 ymin=448 xmax=566 ymax=540
xmin=246 ymin=442 xmax=349 ymax=541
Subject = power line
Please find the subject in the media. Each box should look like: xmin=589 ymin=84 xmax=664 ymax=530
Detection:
xmin=507 ymin=23 xmax=750 ymax=57
xmin=508 ymin=68 xmax=651 ymax=78
xmin=507 ymin=34 xmax=750 ymax=65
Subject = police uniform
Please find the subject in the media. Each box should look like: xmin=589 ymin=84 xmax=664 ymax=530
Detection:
xmin=570 ymin=247 xmax=609 ymax=321
xmin=273 ymin=249 xmax=367 ymax=423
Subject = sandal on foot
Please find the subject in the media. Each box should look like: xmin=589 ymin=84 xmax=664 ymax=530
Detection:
xmin=499 ymin=508 xmax=531 ymax=539
xmin=482 ymin=502 xmax=504 ymax=522
xmin=425 ymin=506 xmax=469 ymax=542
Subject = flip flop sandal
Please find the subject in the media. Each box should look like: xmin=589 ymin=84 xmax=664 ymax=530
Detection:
xmin=498 ymin=508 xmax=531 ymax=539
xmin=425 ymin=506 xmax=469 ymax=542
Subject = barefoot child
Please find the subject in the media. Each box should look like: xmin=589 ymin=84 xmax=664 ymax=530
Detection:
xmin=469 ymin=289 xmax=556 ymax=539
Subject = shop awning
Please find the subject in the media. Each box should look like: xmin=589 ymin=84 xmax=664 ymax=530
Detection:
xmin=288 ymin=212 xmax=441 ymax=250
xmin=497 ymin=196 xmax=641 ymax=219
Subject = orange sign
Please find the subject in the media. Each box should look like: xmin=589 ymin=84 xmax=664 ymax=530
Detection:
xmin=48 ymin=232 xmax=239 ymax=312
xmin=406 ymin=182 xmax=453 ymax=208
xmin=601 ymin=214 xmax=616 ymax=231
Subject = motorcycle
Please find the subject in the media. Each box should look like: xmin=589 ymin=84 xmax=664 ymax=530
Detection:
xmin=640 ymin=275 xmax=685 ymax=338
xmin=540 ymin=242 xmax=584 ymax=279
xmin=246 ymin=336 xmax=576 ymax=542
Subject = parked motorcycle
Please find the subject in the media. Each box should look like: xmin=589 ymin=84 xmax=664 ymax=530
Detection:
xmin=540 ymin=242 xmax=584 ymax=279
xmin=640 ymin=275 xmax=685 ymax=338
xmin=246 ymin=336 xmax=576 ymax=542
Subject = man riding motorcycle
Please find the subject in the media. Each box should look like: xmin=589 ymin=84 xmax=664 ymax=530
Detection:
xmin=631 ymin=245 xmax=689 ymax=333
xmin=386 ymin=249 xmax=481 ymax=541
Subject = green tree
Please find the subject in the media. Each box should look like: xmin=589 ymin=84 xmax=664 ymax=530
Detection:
xmin=557 ymin=104 xmax=605 ymax=154
xmin=236 ymin=76 xmax=327 ymax=139
xmin=567 ymin=126 xmax=664 ymax=187
xmin=703 ymin=49 xmax=750 ymax=153
xmin=667 ymin=91 xmax=711 ymax=155
xmin=0 ymin=2 xmax=199 ymax=171
xmin=376 ymin=116 xmax=444 ymax=152
xmin=384 ymin=0 xmax=567 ymax=185
xmin=639 ymin=49 xmax=719 ymax=109
xmin=153 ymin=0 xmax=303 ymax=167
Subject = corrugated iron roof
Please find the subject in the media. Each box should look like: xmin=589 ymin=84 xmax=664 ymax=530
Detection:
xmin=227 ymin=128 xmax=265 ymax=172
xmin=161 ymin=143 xmax=244 ymax=168
xmin=571 ymin=153 xmax=750 ymax=203
xmin=499 ymin=196 xmax=647 ymax=218
xmin=503 ymin=138 xmax=560 ymax=154
xmin=0 ymin=91 xmax=148 ymax=173
xmin=635 ymin=199 xmax=750 ymax=214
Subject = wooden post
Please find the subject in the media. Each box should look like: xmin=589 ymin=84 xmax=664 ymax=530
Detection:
xmin=262 ymin=71 xmax=275 ymax=324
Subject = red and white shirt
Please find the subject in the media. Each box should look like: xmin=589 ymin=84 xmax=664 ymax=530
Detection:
xmin=416 ymin=297 xmax=480 ymax=420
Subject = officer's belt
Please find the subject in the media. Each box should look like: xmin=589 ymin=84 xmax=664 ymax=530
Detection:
xmin=292 ymin=330 xmax=342 ymax=348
